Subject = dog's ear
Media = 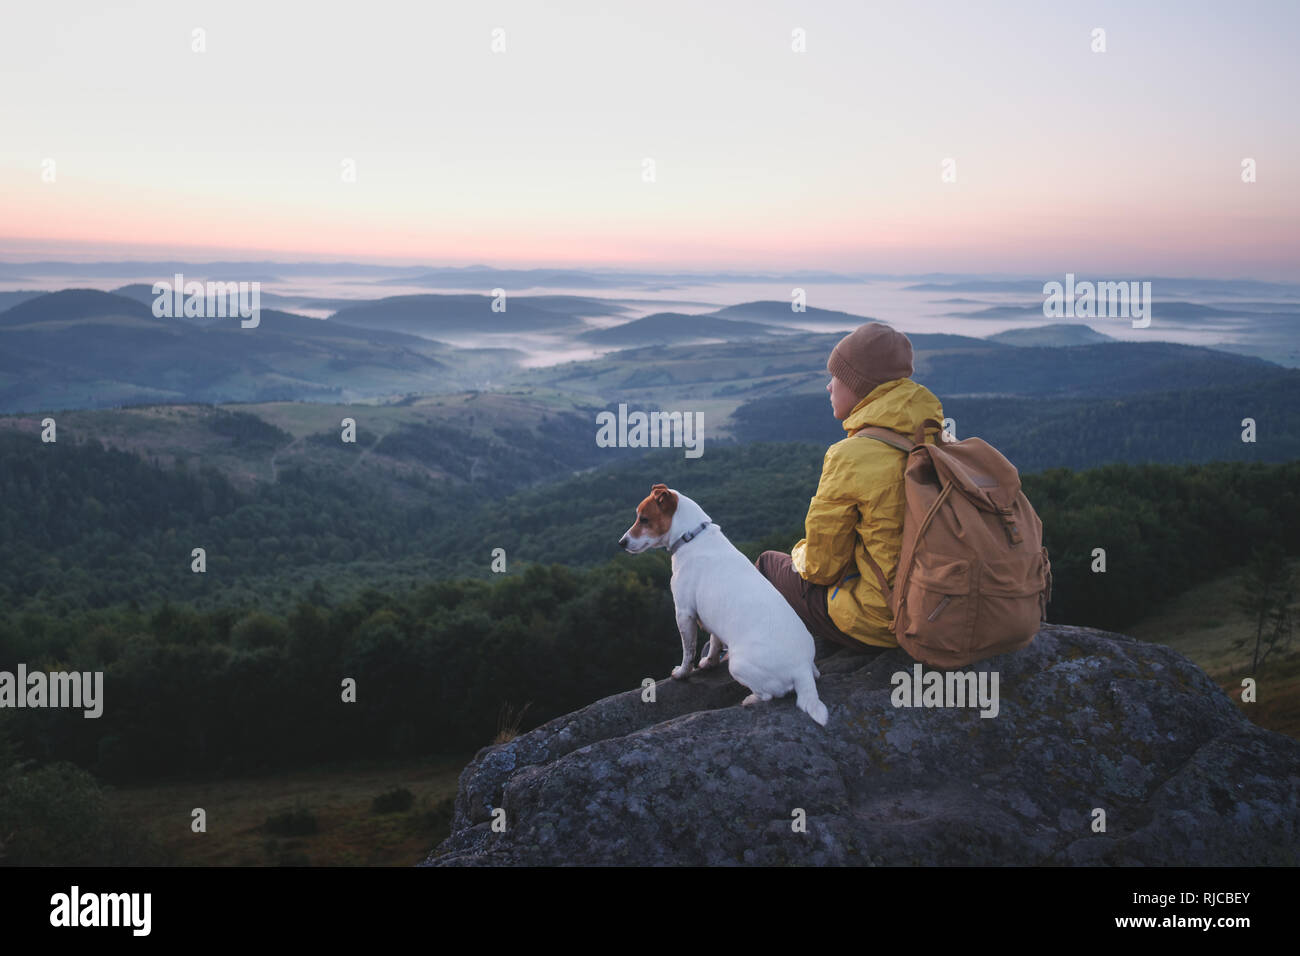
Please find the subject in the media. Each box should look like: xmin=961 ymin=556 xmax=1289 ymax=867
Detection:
xmin=650 ymin=483 xmax=677 ymax=515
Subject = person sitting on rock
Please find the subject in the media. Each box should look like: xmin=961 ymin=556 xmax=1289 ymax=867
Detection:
xmin=756 ymin=321 xmax=945 ymax=657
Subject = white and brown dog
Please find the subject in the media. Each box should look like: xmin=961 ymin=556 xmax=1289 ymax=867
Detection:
xmin=619 ymin=483 xmax=828 ymax=726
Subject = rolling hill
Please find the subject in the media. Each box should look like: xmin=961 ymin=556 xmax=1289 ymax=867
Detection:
xmin=327 ymin=294 xmax=624 ymax=337
xmin=577 ymin=311 xmax=789 ymax=346
xmin=986 ymin=323 xmax=1115 ymax=346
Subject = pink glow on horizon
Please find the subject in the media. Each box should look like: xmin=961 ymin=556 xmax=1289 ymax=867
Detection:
xmin=2 ymin=214 xmax=1294 ymax=278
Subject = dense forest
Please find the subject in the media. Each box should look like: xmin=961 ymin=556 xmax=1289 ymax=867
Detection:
xmin=0 ymin=406 xmax=647 ymax=616
xmin=0 ymin=560 xmax=674 ymax=782
xmin=6 ymin=386 xmax=1298 ymax=620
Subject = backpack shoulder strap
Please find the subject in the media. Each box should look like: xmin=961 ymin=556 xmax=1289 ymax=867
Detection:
xmin=844 ymin=426 xmax=918 ymax=604
xmin=850 ymin=425 xmax=916 ymax=453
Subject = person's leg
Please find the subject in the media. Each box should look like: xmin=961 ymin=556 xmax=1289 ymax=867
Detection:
xmin=755 ymin=551 xmax=873 ymax=653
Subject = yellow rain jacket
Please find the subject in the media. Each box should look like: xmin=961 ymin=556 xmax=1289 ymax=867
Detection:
xmin=790 ymin=377 xmax=945 ymax=647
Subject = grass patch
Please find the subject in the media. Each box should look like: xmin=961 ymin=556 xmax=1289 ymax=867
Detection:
xmin=371 ymin=787 xmax=414 ymax=814
xmin=1127 ymin=562 xmax=1299 ymax=741
xmin=264 ymin=803 xmax=319 ymax=836
xmin=103 ymin=756 xmax=467 ymax=866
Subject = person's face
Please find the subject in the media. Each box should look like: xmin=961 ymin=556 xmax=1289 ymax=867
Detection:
xmin=827 ymin=375 xmax=858 ymax=420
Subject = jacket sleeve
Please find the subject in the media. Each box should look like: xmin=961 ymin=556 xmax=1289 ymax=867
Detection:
xmin=790 ymin=443 xmax=860 ymax=585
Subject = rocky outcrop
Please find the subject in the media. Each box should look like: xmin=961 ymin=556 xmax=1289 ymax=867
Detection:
xmin=421 ymin=624 xmax=1299 ymax=866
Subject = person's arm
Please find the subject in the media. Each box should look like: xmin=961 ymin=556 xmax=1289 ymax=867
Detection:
xmin=790 ymin=445 xmax=859 ymax=585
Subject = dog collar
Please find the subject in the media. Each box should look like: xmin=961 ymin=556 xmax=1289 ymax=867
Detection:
xmin=668 ymin=520 xmax=712 ymax=555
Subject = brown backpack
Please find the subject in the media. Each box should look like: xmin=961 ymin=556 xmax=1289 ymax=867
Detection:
xmin=852 ymin=418 xmax=1051 ymax=667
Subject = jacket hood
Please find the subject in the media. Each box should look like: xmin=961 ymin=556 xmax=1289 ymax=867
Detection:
xmin=841 ymin=377 xmax=944 ymax=439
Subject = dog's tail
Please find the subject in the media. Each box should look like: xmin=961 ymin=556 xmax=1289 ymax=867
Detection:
xmin=795 ymin=668 xmax=828 ymax=727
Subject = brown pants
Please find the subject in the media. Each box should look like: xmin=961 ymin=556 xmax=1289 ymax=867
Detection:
xmin=755 ymin=551 xmax=879 ymax=653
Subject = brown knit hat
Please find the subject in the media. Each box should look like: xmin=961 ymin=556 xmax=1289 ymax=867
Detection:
xmin=827 ymin=322 xmax=914 ymax=401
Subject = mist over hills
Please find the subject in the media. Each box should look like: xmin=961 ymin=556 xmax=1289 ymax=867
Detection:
xmin=0 ymin=290 xmax=516 ymax=412
xmin=3 ymin=286 xmax=1293 ymax=420
xmin=905 ymin=276 xmax=1300 ymax=297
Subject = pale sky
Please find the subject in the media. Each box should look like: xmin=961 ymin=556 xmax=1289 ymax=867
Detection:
xmin=1 ymin=0 xmax=1297 ymax=277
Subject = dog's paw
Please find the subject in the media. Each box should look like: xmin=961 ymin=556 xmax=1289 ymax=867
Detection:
xmin=741 ymin=693 xmax=759 ymax=706
xmin=671 ymin=664 xmax=692 ymax=680
xmin=697 ymin=655 xmax=718 ymax=670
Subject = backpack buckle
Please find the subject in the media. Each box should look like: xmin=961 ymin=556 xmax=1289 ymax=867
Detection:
xmin=998 ymin=508 xmax=1023 ymax=545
